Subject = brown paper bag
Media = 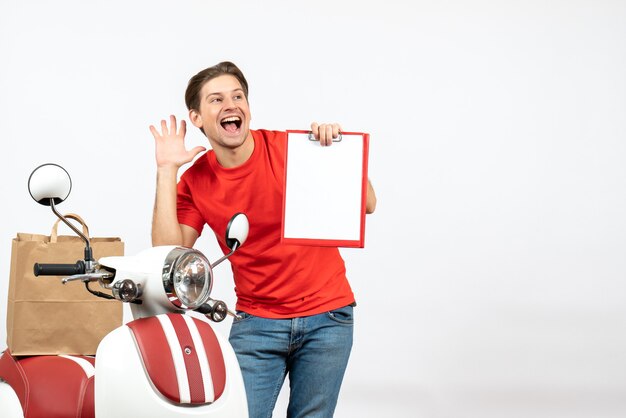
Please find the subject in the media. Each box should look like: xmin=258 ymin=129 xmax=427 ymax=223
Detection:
xmin=6 ymin=214 xmax=124 ymax=355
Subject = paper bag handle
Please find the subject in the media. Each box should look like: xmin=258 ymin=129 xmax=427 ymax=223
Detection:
xmin=51 ymin=213 xmax=90 ymax=242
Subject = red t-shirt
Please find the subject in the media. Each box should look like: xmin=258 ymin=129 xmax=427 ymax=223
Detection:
xmin=177 ymin=129 xmax=355 ymax=318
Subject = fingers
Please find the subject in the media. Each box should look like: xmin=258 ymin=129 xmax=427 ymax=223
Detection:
xmin=323 ymin=125 xmax=332 ymax=146
xmin=150 ymin=115 xmax=186 ymax=139
xmin=150 ymin=115 xmax=195 ymax=169
xmin=170 ymin=115 xmax=177 ymax=135
xmin=332 ymin=123 xmax=342 ymax=138
xmin=149 ymin=125 xmax=160 ymax=139
xmin=310 ymin=122 xmax=342 ymax=146
xmin=310 ymin=122 xmax=320 ymax=140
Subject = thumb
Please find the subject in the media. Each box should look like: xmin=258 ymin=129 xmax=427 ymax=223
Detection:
xmin=189 ymin=146 xmax=207 ymax=158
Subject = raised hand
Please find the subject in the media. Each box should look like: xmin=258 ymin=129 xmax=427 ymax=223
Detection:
xmin=149 ymin=115 xmax=206 ymax=169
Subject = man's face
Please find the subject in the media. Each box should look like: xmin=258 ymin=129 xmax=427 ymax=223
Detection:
xmin=190 ymin=74 xmax=251 ymax=149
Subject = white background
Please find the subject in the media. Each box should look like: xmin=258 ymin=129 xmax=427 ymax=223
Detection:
xmin=1 ymin=1 xmax=626 ymax=417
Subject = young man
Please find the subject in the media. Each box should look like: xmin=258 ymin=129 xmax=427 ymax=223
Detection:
xmin=150 ymin=61 xmax=376 ymax=417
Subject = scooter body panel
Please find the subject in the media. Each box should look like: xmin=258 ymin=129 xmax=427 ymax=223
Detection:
xmin=95 ymin=317 xmax=248 ymax=418
xmin=0 ymin=381 xmax=24 ymax=418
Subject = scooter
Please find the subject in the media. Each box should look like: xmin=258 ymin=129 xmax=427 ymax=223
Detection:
xmin=0 ymin=163 xmax=249 ymax=417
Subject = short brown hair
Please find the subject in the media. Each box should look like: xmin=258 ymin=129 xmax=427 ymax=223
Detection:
xmin=185 ymin=61 xmax=249 ymax=111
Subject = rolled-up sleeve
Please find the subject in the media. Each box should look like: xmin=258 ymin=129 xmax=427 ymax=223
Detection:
xmin=177 ymin=177 xmax=205 ymax=236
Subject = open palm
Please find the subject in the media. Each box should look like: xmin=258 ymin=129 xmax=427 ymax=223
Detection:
xmin=150 ymin=115 xmax=206 ymax=169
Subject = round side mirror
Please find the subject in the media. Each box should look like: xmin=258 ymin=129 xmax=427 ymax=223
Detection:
xmin=225 ymin=213 xmax=249 ymax=250
xmin=28 ymin=163 xmax=72 ymax=206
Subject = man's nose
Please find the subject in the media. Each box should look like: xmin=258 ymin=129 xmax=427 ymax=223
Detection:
xmin=223 ymin=96 xmax=236 ymax=109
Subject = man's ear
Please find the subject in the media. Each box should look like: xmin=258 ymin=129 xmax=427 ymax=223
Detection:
xmin=189 ymin=109 xmax=203 ymax=128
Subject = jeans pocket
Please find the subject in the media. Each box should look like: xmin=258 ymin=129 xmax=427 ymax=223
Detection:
xmin=326 ymin=305 xmax=354 ymax=325
xmin=232 ymin=310 xmax=254 ymax=324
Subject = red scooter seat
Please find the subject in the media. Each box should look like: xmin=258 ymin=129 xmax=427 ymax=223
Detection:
xmin=0 ymin=349 xmax=95 ymax=418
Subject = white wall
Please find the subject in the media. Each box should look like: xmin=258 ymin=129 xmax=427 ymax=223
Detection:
xmin=1 ymin=1 xmax=625 ymax=417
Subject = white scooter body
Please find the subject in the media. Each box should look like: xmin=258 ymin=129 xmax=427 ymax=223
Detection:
xmin=0 ymin=163 xmax=250 ymax=417
xmin=0 ymin=246 xmax=248 ymax=418
xmin=96 ymin=318 xmax=247 ymax=417
xmin=94 ymin=247 xmax=248 ymax=417
xmin=0 ymin=382 xmax=22 ymax=417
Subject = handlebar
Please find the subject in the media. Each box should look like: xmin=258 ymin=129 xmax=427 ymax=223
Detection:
xmin=196 ymin=298 xmax=241 ymax=322
xmin=33 ymin=261 xmax=86 ymax=277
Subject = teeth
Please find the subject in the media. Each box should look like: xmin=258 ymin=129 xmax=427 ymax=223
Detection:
xmin=221 ymin=116 xmax=241 ymax=123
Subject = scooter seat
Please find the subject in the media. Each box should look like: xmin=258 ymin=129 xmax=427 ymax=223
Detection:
xmin=0 ymin=349 xmax=95 ymax=418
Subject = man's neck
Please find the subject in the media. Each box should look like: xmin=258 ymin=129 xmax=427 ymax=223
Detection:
xmin=213 ymin=132 xmax=255 ymax=168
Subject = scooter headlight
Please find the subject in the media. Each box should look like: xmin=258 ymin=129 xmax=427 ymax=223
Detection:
xmin=162 ymin=248 xmax=213 ymax=309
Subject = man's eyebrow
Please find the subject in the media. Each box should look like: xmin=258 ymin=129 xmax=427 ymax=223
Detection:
xmin=205 ymin=88 xmax=244 ymax=99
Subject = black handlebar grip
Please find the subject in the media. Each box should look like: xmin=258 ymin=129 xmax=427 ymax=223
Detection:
xmin=33 ymin=261 xmax=86 ymax=277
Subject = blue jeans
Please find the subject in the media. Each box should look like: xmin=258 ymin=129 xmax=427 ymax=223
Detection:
xmin=228 ymin=305 xmax=354 ymax=418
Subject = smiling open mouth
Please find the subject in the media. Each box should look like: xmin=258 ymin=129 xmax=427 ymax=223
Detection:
xmin=221 ymin=116 xmax=242 ymax=133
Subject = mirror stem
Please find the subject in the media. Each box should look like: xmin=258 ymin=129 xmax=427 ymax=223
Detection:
xmin=210 ymin=242 xmax=239 ymax=269
xmin=50 ymin=198 xmax=93 ymax=261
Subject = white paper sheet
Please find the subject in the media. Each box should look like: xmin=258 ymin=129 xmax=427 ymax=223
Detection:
xmin=283 ymin=132 xmax=366 ymax=244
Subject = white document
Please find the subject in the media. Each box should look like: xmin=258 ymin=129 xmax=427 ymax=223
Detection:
xmin=283 ymin=131 xmax=367 ymax=246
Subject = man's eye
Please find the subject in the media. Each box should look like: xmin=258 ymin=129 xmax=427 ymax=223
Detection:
xmin=234 ymin=95 xmax=242 ymax=100
xmin=211 ymin=98 xmax=222 ymax=103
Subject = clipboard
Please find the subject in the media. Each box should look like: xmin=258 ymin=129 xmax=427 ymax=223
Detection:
xmin=281 ymin=130 xmax=369 ymax=248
